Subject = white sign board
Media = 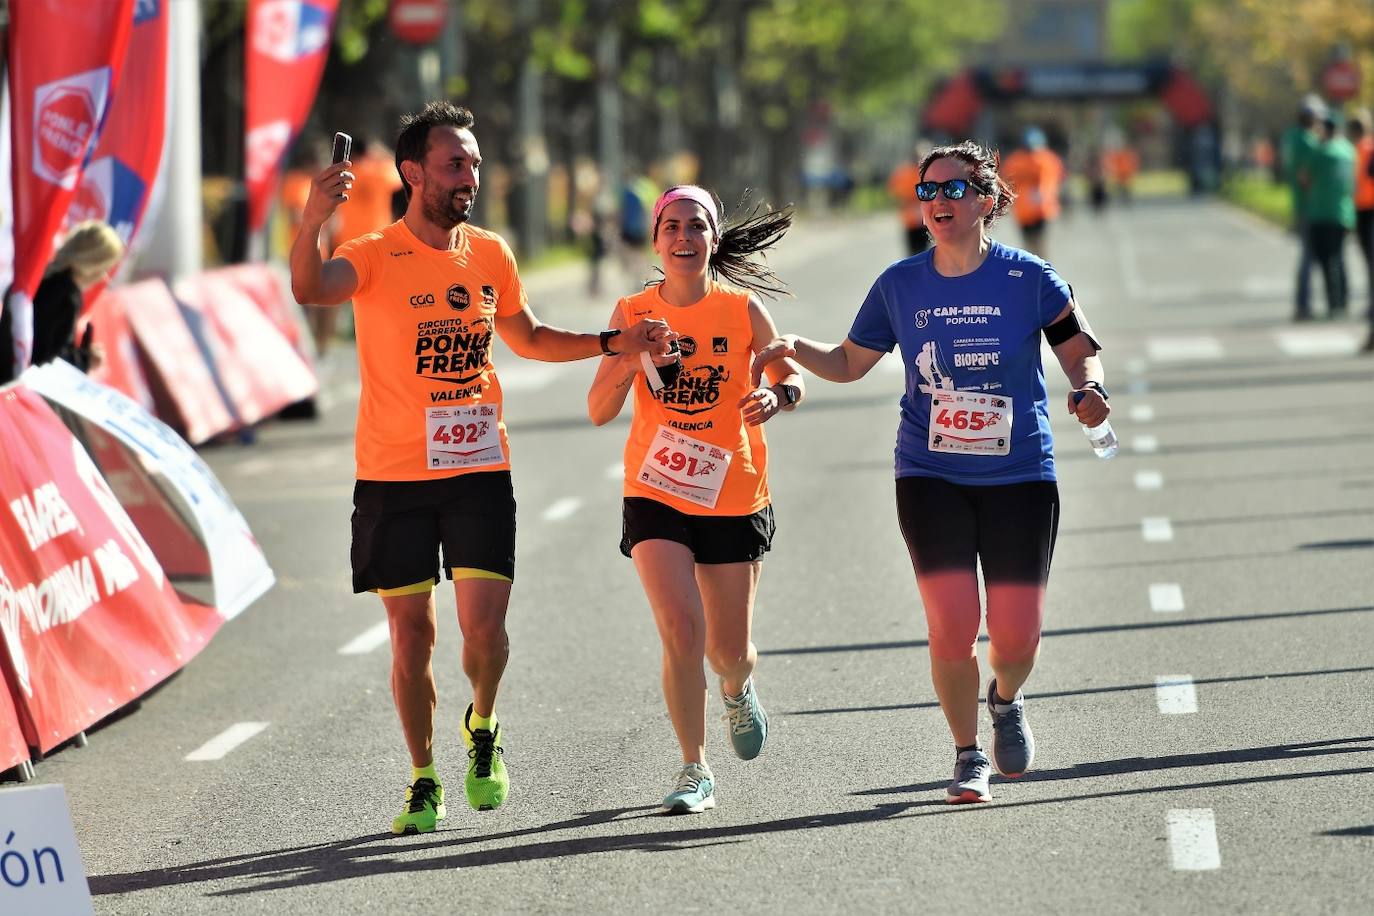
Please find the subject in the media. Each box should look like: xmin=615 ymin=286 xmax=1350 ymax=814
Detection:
xmin=0 ymin=784 xmax=93 ymax=915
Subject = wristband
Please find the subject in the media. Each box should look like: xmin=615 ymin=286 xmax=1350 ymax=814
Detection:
xmin=599 ymin=329 xmax=621 ymax=356
xmin=1081 ymin=380 xmax=1109 ymax=400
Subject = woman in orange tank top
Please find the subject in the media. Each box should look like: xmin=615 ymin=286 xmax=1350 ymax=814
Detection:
xmin=588 ymin=185 xmax=804 ymax=814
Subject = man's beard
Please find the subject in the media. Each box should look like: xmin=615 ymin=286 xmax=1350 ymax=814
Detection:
xmin=421 ymin=184 xmax=473 ymax=229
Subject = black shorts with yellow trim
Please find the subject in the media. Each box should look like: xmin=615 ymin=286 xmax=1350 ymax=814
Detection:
xmin=620 ymin=496 xmax=775 ymax=565
xmin=351 ymin=471 xmax=516 ymax=594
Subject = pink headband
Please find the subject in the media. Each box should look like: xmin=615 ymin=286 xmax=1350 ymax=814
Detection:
xmin=652 ymin=185 xmax=719 ymax=235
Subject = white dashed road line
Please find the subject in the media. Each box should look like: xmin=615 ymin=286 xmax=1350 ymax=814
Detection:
xmin=1141 ymin=517 xmax=1174 ymax=542
xmin=339 ymin=621 xmax=390 ymax=655
xmin=1132 ymin=435 xmax=1160 ymax=454
xmin=1134 ymin=470 xmax=1164 ymax=490
xmin=1146 ymin=336 xmax=1224 ymax=362
xmin=1129 ymin=404 xmax=1155 ymax=423
xmin=1155 ymin=675 xmax=1198 ymax=714
xmin=605 ymin=462 xmax=624 ymax=480
xmin=1149 ymin=583 xmax=1185 ymax=613
xmin=542 ymin=497 xmax=583 ymax=522
xmin=185 ymin=722 xmax=269 ymax=761
xmin=1127 ymin=378 xmax=1150 ymax=396
xmin=499 ymin=364 xmax=561 ymax=391
xmin=1274 ymin=329 xmax=1359 ymax=357
xmin=1167 ymin=809 xmax=1221 ymax=870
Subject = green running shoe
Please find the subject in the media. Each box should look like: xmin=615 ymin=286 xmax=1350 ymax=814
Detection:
xmin=462 ymin=704 xmax=509 ymax=811
xmin=722 ymin=677 xmax=768 ymax=761
xmin=391 ymin=776 xmax=445 ymax=835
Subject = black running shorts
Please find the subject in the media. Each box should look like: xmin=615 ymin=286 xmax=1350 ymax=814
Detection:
xmin=351 ymin=471 xmax=516 ymax=593
xmin=620 ymin=497 xmax=775 ymax=564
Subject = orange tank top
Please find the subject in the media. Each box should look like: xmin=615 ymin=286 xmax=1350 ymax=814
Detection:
xmin=336 ymin=220 xmax=526 ymax=481
xmin=620 ymin=282 xmax=769 ymax=516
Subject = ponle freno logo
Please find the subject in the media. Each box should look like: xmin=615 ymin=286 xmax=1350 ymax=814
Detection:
xmin=32 ymin=67 xmax=112 ymax=189
xmin=447 ymin=284 xmax=471 ymax=311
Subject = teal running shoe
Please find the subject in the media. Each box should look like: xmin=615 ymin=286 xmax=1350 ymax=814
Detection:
xmin=661 ymin=762 xmax=715 ymax=814
xmin=392 ymin=777 xmax=445 ymax=834
xmin=722 ymin=677 xmax=768 ymax=761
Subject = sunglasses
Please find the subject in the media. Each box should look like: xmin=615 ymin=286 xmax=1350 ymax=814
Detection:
xmin=915 ymin=179 xmax=982 ymax=201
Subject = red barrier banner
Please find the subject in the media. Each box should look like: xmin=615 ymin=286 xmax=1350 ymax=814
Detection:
xmin=5 ymin=0 xmax=134 ymax=340
xmin=80 ymin=284 xmax=155 ymax=414
xmin=0 ymin=385 xmax=222 ymax=754
xmin=244 ymin=0 xmax=340 ymax=232
xmin=0 ymin=672 xmax=29 ymax=774
xmin=68 ymin=0 xmax=170 ymax=294
xmin=119 ymin=279 xmax=236 ymax=444
xmin=172 ymin=273 xmax=318 ymax=425
xmin=25 ymin=360 xmax=275 ymax=618
xmin=207 ymin=263 xmax=315 ymax=366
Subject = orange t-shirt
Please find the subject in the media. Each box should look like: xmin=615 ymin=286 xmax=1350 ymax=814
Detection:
xmin=888 ymin=161 xmax=925 ymax=229
xmin=334 ymin=154 xmax=404 ymax=249
xmin=336 ymin=220 xmax=527 ymax=481
xmin=1002 ymin=148 xmax=1063 ymax=226
xmin=1355 ymin=137 xmax=1374 ymax=211
xmin=620 ymin=282 xmax=769 ymax=517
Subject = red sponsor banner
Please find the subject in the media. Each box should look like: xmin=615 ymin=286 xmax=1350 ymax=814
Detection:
xmin=70 ymin=0 xmax=171 ymax=308
xmin=119 ymin=279 xmax=237 ymax=444
xmin=172 ymin=272 xmax=319 ymax=424
xmin=0 ymin=385 xmax=222 ymax=754
xmin=209 ymin=263 xmax=314 ymax=366
xmin=5 ymin=0 xmax=135 ymax=310
xmin=244 ymin=0 xmax=340 ymax=232
xmin=0 ymin=675 xmax=29 ymax=774
xmin=81 ymin=284 xmax=155 ymax=414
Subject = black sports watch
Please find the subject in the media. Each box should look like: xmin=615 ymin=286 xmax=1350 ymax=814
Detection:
xmin=778 ymin=383 xmax=800 ymax=407
xmin=1081 ymin=380 xmax=1109 ymax=400
xmin=599 ymin=329 xmax=622 ymax=356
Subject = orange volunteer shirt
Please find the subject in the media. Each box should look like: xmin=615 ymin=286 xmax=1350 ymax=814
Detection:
xmin=620 ymin=282 xmax=769 ymax=516
xmin=1355 ymin=137 xmax=1374 ymax=211
xmin=888 ymin=161 xmax=925 ymax=230
xmin=335 ymin=154 xmax=404 ymax=248
xmin=336 ymin=220 xmax=526 ymax=481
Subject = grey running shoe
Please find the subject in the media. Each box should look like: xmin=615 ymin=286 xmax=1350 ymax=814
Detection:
xmin=946 ymin=749 xmax=992 ymax=804
xmin=722 ymin=677 xmax=769 ymax=760
xmin=986 ymin=679 xmax=1035 ymax=777
xmin=662 ymin=762 xmax=716 ymax=814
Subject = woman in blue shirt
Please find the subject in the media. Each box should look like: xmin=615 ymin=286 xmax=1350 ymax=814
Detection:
xmin=753 ymin=141 xmax=1110 ymax=804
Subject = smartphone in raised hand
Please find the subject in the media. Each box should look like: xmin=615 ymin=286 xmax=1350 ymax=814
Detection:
xmin=331 ymin=131 xmax=352 ymax=165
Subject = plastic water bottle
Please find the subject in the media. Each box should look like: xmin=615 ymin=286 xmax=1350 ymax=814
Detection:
xmin=1073 ymin=391 xmax=1118 ymax=459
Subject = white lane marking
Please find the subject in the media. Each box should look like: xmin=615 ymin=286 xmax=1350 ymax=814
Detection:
xmin=499 ymin=364 xmax=560 ymax=391
xmin=185 ymin=722 xmax=269 ymax=761
xmin=543 ymin=497 xmax=583 ymax=521
xmin=1129 ymin=404 xmax=1155 ymax=423
xmin=1156 ymin=676 xmax=1197 ymax=714
xmin=1127 ymin=378 xmax=1150 ymax=396
xmin=1125 ymin=357 xmax=1149 ymax=376
xmin=1134 ymin=470 xmax=1164 ymax=490
xmin=1141 ymin=517 xmax=1174 ymax=542
xmin=1244 ymin=277 xmax=1288 ymax=298
xmin=1146 ymin=336 xmax=1224 ymax=362
xmin=605 ymin=462 xmax=624 ymax=480
xmin=235 ymin=457 xmax=275 ymax=477
xmin=1167 ymin=809 xmax=1221 ymax=870
xmin=339 ymin=622 xmax=390 ymax=655
xmin=1114 ymin=218 xmax=1144 ymax=299
xmin=1149 ymin=583 xmax=1185 ymax=613
xmin=1132 ymin=435 xmax=1160 ymax=454
xmin=1274 ymin=329 xmax=1359 ymax=357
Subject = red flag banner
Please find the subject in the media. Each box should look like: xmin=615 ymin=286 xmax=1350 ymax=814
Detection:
xmin=5 ymin=0 xmax=135 ymax=329
xmin=0 ymin=673 xmax=28 ymax=774
xmin=67 ymin=0 xmax=171 ymax=277
xmin=0 ymin=385 xmax=223 ymax=754
xmin=244 ymin=0 xmax=340 ymax=232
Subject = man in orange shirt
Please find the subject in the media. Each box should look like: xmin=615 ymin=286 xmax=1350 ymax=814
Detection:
xmin=1349 ymin=110 xmax=1374 ymax=351
xmin=290 ymin=101 xmax=673 ymax=834
xmin=888 ymin=146 xmax=929 ymax=256
xmin=1000 ymin=128 xmax=1062 ymax=259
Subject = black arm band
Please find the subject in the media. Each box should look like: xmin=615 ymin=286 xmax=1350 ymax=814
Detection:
xmin=1042 ymin=308 xmax=1102 ymax=351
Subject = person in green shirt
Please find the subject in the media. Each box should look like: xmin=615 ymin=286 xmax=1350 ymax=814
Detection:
xmin=1281 ymin=96 xmax=1326 ymax=321
xmin=1302 ymin=112 xmax=1356 ymax=319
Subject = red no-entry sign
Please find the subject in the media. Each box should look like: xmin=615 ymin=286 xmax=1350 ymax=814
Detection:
xmin=389 ymin=0 xmax=446 ymax=46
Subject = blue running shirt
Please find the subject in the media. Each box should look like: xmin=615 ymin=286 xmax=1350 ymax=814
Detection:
xmin=847 ymin=241 xmax=1071 ymax=485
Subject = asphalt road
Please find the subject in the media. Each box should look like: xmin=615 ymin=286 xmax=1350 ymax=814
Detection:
xmin=24 ymin=194 xmax=1374 ymax=914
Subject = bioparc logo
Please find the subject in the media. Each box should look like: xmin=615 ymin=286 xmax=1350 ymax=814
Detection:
xmin=32 ymin=67 xmax=113 ymax=189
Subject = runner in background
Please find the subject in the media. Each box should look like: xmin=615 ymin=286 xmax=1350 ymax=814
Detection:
xmin=888 ymin=144 xmax=930 ymax=256
xmin=1346 ymin=110 xmax=1374 ymax=351
xmin=752 ymin=141 xmax=1110 ymax=805
xmin=587 ymin=185 xmax=803 ymax=814
xmin=279 ymin=142 xmax=336 ymax=356
xmin=1000 ymin=127 xmax=1062 ymax=259
xmin=289 ymin=101 xmax=674 ymax=835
